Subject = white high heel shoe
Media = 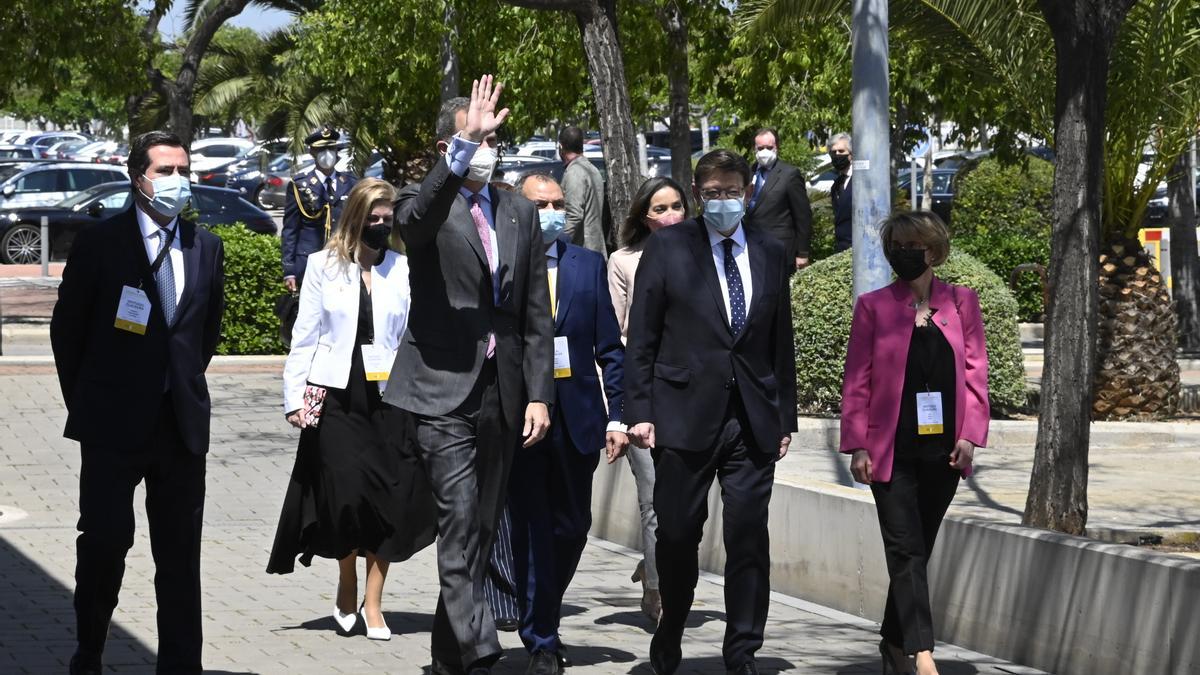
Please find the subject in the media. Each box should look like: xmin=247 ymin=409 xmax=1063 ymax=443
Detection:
xmin=361 ymin=604 xmax=391 ymax=641
xmin=333 ymin=605 xmax=358 ymax=634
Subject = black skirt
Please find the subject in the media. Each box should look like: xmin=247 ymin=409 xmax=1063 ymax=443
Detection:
xmin=267 ymin=284 xmax=436 ymax=573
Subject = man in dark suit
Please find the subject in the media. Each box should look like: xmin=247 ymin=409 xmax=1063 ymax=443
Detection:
xmin=745 ymin=127 xmax=814 ymax=273
xmin=281 ymin=124 xmax=358 ymax=291
xmin=626 ymin=149 xmax=797 ymax=675
xmin=829 ymin=132 xmax=853 ymax=252
xmin=382 ymin=75 xmax=554 ymax=675
xmin=51 ymin=131 xmax=225 ymax=675
xmin=509 ymin=174 xmax=628 ymax=674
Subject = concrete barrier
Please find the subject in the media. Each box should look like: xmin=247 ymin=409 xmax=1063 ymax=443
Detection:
xmin=590 ymin=460 xmax=1200 ymax=674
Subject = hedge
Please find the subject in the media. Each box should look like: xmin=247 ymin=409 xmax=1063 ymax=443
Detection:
xmin=211 ymin=224 xmax=286 ymax=355
xmin=952 ymin=157 xmax=1054 ymax=321
xmin=791 ymin=249 xmax=1027 ymax=416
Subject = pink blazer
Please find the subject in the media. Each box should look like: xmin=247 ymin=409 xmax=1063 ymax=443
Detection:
xmin=839 ymin=277 xmax=989 ymax=482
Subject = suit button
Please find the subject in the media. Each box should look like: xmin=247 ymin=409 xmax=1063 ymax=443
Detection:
xmin=724 ymin=379 xmax=734 ymax=390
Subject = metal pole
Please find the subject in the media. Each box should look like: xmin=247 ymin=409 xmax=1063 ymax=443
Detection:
xmin=700 ymin=114 xmax=711 ymax=154
xmin=40 ymin=216 xmax=49 ymax=277
xmin=637 ymin=130 xmax=649 ymax=177
xmin=1190 ymin=136 xmax=1197 ymax=226
xmin=910 ymin=153 xmax=920 ymax=211
xmin=850 ymin=0 xmax=891 ymax=300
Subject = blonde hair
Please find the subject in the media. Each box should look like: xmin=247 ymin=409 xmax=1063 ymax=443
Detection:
xmin=880 ymin=210 xmax=951 ymax=266
xmin=325 ymin=178 xmax=398 ymax=265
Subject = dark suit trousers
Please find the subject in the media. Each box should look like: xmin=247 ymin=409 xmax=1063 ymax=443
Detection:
xmin=870 ymin=455 xmax=960 ymax=654
xmin=652 ymin=397 xmax=776 ymax=670
xmin=75 ymin=398 xmax=206 ymax=674
xmin=412 ymin=361 xmax=515 ymax=668
xmin=508 ymin=407 xmax=601 ymax=653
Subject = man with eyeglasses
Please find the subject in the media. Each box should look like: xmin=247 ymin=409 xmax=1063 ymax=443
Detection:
xmin=625 ymin=149 xmax=797 ymax=675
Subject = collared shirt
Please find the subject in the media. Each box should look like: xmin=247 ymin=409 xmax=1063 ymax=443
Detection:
xmin=135 ymin=204 xmax=185 ymax=305
xmin=446 ymin=134 xmax=501 ymax=306
xmin=318 ymin=169 xmax=338 ymax=198
xmin=707 ymin=223 xmax=753 ymax=328
xmin=749 ymin=162 xmax=772 ymax=210
xmin=546 ymin=238 xmax=626 ymax=433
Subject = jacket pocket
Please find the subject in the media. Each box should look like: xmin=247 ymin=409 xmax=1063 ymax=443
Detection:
xmin=653 ymin=362 xmax=691 ymax=385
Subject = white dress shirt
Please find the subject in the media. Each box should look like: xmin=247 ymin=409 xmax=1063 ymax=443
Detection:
xmin=135 ymin=205 xmax=185 ymax=305
xmin=707 ymin=223 xmax=753 ymax=328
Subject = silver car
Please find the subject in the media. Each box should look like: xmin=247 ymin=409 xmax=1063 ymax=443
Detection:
xmin=0 ymin=163 xmax=129 ymax=209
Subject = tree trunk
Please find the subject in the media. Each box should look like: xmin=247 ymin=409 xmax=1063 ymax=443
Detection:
xmin=440 ymin=0 xmax=460 ymax=102
xmin=1024 ymin=0 xmax=1134 ymax=535
xmin=1169 ymin=149 xmax=1200 ymax=352
xmin=573 ymin=0 xmax=640 ymax=233
xmin=657 ymin=0 xmax=692 ymax=189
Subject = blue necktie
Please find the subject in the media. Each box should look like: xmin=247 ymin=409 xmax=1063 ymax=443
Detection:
xmin=722 ymin=238 xmax=746 ymax=335
xmin=749 ymin=168 xmax=765 ymax=210
xmin=156 ymin=228 xmax=176 ymax=326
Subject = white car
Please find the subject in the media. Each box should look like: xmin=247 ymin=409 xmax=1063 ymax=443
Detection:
xmin=515 ymin=141 xmax=559 ymax=160
xmin=0 ymin=163 xmax=129 ymax=209
xmin=190 ymin=137 xmax=256 ymax=173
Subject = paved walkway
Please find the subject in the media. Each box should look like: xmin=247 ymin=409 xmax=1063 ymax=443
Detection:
xmin=0 ymin=370 xmax=1041 ymax=674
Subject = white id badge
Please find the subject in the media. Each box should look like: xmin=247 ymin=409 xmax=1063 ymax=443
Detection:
xmin=360 ymin=344 xmax=395 ymax=382
xmin=114 ymin=286 xmax=152 ymax=335
xmin=916 ymin=391 xmax=944 ymax=435
xmin=553 ymin=336 xmax=572 ymax=379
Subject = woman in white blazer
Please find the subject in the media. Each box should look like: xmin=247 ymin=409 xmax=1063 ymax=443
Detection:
xmin=268 ymin=179 xmax=436 ymax=642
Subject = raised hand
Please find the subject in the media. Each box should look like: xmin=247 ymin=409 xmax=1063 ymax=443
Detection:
xmin=463 ymin=74 xmax=511 ymax=143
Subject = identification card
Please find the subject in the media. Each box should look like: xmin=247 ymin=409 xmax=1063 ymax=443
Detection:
xmin=114 ymin=286 xmax=151 ymax=335
xmin=916 ymin=391 xmax=944 ymax=435
xmin=553 ymin=336 xmax=572 ymax=379
xmin=360 ymin=344 xmax=395 ymax=382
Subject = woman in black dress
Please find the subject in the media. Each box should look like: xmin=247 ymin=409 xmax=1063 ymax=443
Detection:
xmin=269 ymin=178 xmax=435 ymax=641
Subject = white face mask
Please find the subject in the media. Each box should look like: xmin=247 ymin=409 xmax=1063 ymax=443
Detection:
xmin=755 ymin=149 xmax=777 ymax=167
xmin=467 ymin=146 xmax=497 ymax=183
xmin=315 ymin=150 xmax=337 ymax=170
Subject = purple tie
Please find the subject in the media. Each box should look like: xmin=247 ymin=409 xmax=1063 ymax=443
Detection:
xmin=470 ymin=194 xmax=497 ymax=358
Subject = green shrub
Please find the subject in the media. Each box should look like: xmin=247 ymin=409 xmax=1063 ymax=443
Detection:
xmin=212 ymin=224 xmax=286 ymax=355
xmin=790 ymin=249 xmax=1027 ymax=416
xmin=807 ymin=192 xmax=837 ymax=261
xmin=952 ymin=157 xmax=1053 ymax=321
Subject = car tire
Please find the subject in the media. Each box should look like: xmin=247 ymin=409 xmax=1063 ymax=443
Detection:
xmin=254 ymin=185 xmax=271 ymax=210
xmin=1 ymin=224 xmax=42 ymax=265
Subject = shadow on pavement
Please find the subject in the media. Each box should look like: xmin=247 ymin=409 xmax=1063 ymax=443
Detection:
xmin=594 ymin=608 xmax=726 ymax=634
xmin=626 ymin=655 xmax=796 ymax=673
xmin=838 ymin=656 xmax=980 ymax=674
xmin=285 ymin=610 xmax=434 ymax=637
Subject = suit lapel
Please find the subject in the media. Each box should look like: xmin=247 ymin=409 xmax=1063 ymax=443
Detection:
xmin=749 ymin=164 xmax=781 ymax=215
xmin=737 ymin=228 xmax=769 ymax=343
xmin=174 ymin=219 xmax=201 ymax=321
xmin=930 ymin=278 xmax=964 ymax=363
xmin=494 ymin=187 xmax=519 ymax=305
xmin=456 ymin=193 xmax=489 ymax=270
xmin=555 ymin=240 xmax=576 ymax=331
xmin=121 ymin=207 xmax=154 ymax=287
xmin=687 ymin=219 xmax=732 ymax=333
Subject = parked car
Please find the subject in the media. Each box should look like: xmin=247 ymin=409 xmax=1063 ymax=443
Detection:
xmin=229 ymin=154 xmax=302 ymax=209
xmin=1143 ymin=181 xmax=1200 ymax=227
xmin=0 ymin=181 xmax=276 ymax=264
xmin=1 ymin=130 xmax=41 ymax=145
xmin=0 ymin=162 xmax=128 ymax=210
xmin=68 ymin=140 xmax=119 ymax=162
xmin=47 ymin=139 xmax=91 ymax=160
xmin=258 ymin=156 xmax=316 ymax=210
xmin=0 ymin=145 xmax=39 ymax=160
xmin=95 ymin=144 xmax=130 ymax=165
xmin=897 ymin=168 xmax=959 ymax=223
xmin=496 ymin=154 xmax=564 ymax=186
xmin=190 ymin=137 xmax=256 ymax=173
xmin=27 ymin=132 xmax=90 ymax=159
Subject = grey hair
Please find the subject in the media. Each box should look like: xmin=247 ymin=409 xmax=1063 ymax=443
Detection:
xmin=436 ymin=97 xmax=470 ymax=142
xmin=830 ymin=132 xmax=852 ymax=153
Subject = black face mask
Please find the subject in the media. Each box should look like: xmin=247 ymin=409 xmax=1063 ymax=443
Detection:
xmin=830 ymin=153 xmax=851 ymax=172
xmin=361 ymin=224 xmax=392 ymax=253
xmin=888 ymin=248 xmax=929 ymax=281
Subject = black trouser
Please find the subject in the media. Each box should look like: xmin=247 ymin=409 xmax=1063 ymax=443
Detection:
xmin=652 ymin=399 xmax=776 ymax=671
xmin=870 ymin=454 xmax=960 ymax=654
xmin=74 ymin=398 xmax=206 ymax=674
xmin=412 ymin=361 xmax=515 ymax=669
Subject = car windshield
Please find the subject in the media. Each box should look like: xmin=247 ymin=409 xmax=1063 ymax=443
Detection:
xmin=0 ymin=165 xmax=24 ymax=183
xmin=58 ymin=183 xmax=121 ymax=209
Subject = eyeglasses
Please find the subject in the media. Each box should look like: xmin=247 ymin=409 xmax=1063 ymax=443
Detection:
xmin=535 ymin=200 xmax=566 ymax=210
xmin=699 ymin=188 xmax=745 ymax=201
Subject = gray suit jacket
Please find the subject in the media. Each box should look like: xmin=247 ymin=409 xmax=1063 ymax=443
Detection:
xmin=561 ymin=157 xmax=607 ymax=258
xmin=383 ymin=159 xmax=555 ymax=424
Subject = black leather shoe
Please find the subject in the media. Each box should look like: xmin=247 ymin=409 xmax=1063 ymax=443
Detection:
xmin=495 ymin=617 xmax=520 ymax=632
xmin=557 ymin=642 xmax=572 ymax=668
xmin=69 ymin=654 xmax=102 ymax=675
xmin=525 ymin=650 xmax=562 ymax=675
xmin=648 ymin=631 xmax=681 ymax=675
xmin=727 ymin=661 xmax=759 ymax=675
xmin=431 ymin=659 xmax=466 ymax=675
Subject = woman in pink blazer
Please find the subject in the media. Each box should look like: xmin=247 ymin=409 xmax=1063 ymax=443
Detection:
xmin=840 ymin=211 xmax=989 ymax=675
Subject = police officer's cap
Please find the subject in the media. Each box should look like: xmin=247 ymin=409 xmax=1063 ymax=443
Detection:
xmin=305 ymin=124 xmax=338 ymax=149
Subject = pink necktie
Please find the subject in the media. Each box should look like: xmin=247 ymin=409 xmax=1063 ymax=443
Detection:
xmin=470 ymin=194 xmax=497 ymax=358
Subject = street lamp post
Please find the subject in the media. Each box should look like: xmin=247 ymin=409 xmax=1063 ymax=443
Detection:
xmin=850 ymin=0 xmax=891 ymax=301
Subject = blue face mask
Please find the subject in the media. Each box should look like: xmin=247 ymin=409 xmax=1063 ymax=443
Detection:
xmin=141 ymin=173 xmax=192 ymax=218
xmin=702 ymin=198 xmax=745 ymax=234
xmin=539 ymin=209 xmax=566 ymax=244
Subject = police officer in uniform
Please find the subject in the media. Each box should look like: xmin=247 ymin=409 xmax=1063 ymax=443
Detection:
xmin=281 ymin=125 xmax=359 ymax=292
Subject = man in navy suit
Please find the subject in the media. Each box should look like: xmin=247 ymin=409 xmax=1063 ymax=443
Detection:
xmin=281 ymin=124 xmax=359 ymax=291
xmin=51 ymin=131 xmax=225 ymax=675
xmin=626 ymin=150 xmax=796 ymax=675
xmin=510 ymin=174 xmax=628 ymax=674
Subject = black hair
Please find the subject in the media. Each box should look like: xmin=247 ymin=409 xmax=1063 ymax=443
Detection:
xmin=127 ymin=131 xmax=187 ymax=183
xmin=436 ymin=97 xmax=470 ymax=142
xmin=694 ymin=149 xmax=751 ymax=187
xmin=515 ymin=172 xmax=558 ymax=192
xmin=558 ymin=126 xmax=585 ymax=155
xmin=754 ymin=127 xmax=780 ymax=147
xmin=619 ymin=176 xmax=689 ymax=249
